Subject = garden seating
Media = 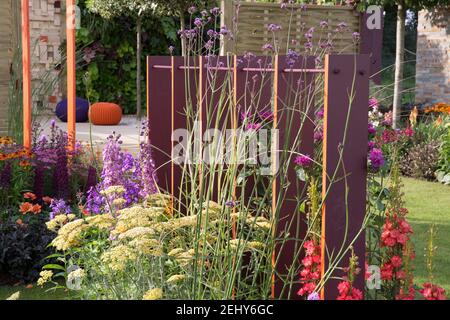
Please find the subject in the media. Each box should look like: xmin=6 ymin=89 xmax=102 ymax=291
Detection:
xmin=55 ymin=97 xmax=90 ymax=123
xmin=89 ymin=102 xmax=123 ymax=126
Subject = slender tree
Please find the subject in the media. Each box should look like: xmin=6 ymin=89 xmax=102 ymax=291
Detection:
xmin=366 ymin=0 xmax=447 ymax=128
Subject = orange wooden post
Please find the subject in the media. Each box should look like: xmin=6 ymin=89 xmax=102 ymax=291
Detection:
xmin=21 ymin=0 xmax=32 ymax=150
xmin=66 ymin=0 xmax=77 ymax=150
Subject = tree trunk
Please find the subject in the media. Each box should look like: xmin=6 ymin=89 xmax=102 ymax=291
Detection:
xmin=179 ymin=12 xmax=186 ymax=57
xmin=136 ymin=17 xmax=142 ymax=119
xmin=393 ymin=1 xmax=406 ymax=129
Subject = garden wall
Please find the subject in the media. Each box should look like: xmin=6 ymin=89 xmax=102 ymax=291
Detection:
xmin=0 ymin=0 xmax=14 ymax=135
xmin=415 ymin=7 xmax=450 ymax=104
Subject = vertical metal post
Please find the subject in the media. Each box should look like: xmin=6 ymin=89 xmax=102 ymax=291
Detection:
xmin=66 ymin=0 xmax=77 ymax=150
xmin=321 ymin=54 xmax=369 ymax=300
xmin=21 ymin=0 xmax=31 ymax=149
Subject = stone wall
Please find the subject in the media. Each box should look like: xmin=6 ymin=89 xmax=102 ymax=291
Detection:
xmin=415 ymin=7 xmax=450 ymax=104
xmin=29 ymin=0 xmax=64 ymax=110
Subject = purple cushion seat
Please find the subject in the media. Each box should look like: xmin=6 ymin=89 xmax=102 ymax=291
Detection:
xmin=55 ymin=97 xmax=90 ymax=123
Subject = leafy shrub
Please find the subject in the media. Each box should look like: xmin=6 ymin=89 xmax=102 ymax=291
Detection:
xmin=0 ymin=213 xmax=55 ymax=282
xmin=400 ymin=140 xmax=441 ymax=180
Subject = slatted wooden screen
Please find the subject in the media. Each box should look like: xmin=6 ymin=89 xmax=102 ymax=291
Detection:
xmin=221 ymin=1 xmax=382 ymax=84
xmin=147 ymin=54 xmax=369 ymax=300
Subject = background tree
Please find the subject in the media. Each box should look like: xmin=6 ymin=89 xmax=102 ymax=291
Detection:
xmin=365 ymin=0 xmax=448 ymax=128
xmin=86 ymin=0 xmax=214 ymax=118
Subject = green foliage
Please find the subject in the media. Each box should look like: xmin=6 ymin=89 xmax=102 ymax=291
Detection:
xmin=0 ymin=213 xmax=55 ymax=282
xmin=76 ymin=0 xmax=179 ymax=114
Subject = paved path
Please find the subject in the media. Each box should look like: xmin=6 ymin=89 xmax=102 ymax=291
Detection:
xmin=37 ymin=115 xmax=143 ymax=154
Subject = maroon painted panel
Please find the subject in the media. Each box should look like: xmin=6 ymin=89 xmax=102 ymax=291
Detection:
xmin=360 ymin=11 xmax=384 ymax=85
xmin=273 ymin=56 xmax=315 ymax=299
xmin=321 ymin=54 xmax=369 ymax=300
xmin=200 ymin=56 xmax=235 ymax=202
xmin=147 ymin=56 xmax=172 ymax=193
xmin=172 ymin=57 xmax=198 ymax=205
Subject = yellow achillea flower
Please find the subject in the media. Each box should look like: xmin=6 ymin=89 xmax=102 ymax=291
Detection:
xmin=159 ymin=215 xmax=198 ymax=231
xmin=46 ymin=214 xmax=69 ymax=232
xmin=128 ymin=238 xmax=163 ymax=256
xmin=51 ymin=220 xmax=88 ymax=251
xmin=100 ymin=185 xmax=126 ymax=196
xmin=143 ymin=288 xmax=163 ymax=300
xmin=86 ymin=214 xmax=115 ymax=230
xmin=101 ymin=245 xmax=137 ymax=272
xmin=145 ymin=193 xmax=172 ymax=213
xmin=166 ymin=274 xmax=186 ymax=284
xmin=37 ymin=270 xmax=53 ymax=287
xmin=246 ymin=216 xmax=272 ymax=230
xmin=112 ymin=206 xmax=165 ymax=235
xmin=229 ymin=239 xmax=265 ymax=251
xmin=6 ymin=292 xmax=20 ymax=300
xmin=168 ymin=248 xmax=184 ymax=257
xmin=112 ymin=198 xmax=126 ymax=207
xmin=118 ymin=226 xmax=155 ymax=241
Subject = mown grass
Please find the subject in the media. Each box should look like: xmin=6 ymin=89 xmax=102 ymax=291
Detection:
xmin=402 ymin=177 xmax=450 ymax=293
xmin=0 ymin=284 xmax=68 ymax=300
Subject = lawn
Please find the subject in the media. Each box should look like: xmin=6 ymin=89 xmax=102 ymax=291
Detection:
xmin=402 ymin=177 xmax=450 ymax=293
xmin=0 ymin=285 xmax=68 ymax=300
xmin=1 ymin=178 xmax=448 ymax=300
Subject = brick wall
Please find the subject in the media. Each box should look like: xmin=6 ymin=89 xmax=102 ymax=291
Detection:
xmin=415 ymin=8 xmax=450 ymax=104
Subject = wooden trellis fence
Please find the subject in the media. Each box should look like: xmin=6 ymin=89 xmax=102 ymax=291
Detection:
xmin=147 ymin=54 xmax=369 ymax=300
xmin=220 ymin=1 xmax=383 ymax=84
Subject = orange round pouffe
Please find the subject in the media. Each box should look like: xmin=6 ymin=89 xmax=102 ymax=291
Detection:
xmin=89 ymin=102 xmax=123 ymax=125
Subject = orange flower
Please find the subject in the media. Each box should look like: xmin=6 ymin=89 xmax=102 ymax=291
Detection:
xmin=409 ymin=107 xmax=418 ymax=127
xmin=42 ymin=196 xmax=53 ymax=205
xmin=31 ymin=204 xmax=42 ymax=214
xmin=16 ymin=219 xmax=24 ymax=226
xmin=19 ymin=202 xmax=33 ymax=214
xmin=23 ymin=192 xmax=37 ymax=201
xmin=19 ymin=160 xmax=31 ymax=168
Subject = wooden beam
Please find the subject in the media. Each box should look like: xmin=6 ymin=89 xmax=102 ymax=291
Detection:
xmin=21 ymin=0 xmax=31 ymax=150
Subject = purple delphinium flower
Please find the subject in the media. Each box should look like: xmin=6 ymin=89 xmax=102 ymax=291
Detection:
xmin=49 ymin=199 xmax=72 ymax=220
xmin=53 ymin=133 xmax=69 ymax=199
xmin=369 ymin=148 xmax=385 ymax=170
xmin=0 ymin=162 xmax=12 ymax=189
xmin=307 ymin=292 xmax=320 ymax=300
xmin=294 ymin=154 xmax=313 ymax=167
xmin=85 ymin=166 xmax=97 ymax=193
xmin=33 ymin=165 xmax=44 ymax=199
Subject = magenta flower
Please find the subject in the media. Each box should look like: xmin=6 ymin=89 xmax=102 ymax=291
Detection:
xmin=369 ymin=148 xmax=385 ymax=170
xmin=368 ymin=123 xmax=377 ymax=135
xmin=294 ymin=154 xmax=312 ymax=167
xmin=369 ymin=97 xmax=379 ymax=110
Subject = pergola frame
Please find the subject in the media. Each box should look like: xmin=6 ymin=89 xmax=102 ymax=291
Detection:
xmin=21 ymin=0 xmax=77 ymax=150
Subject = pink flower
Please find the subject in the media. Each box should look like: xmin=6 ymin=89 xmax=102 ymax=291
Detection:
xmin=391 ymin=256 xmax=403 ymax=268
